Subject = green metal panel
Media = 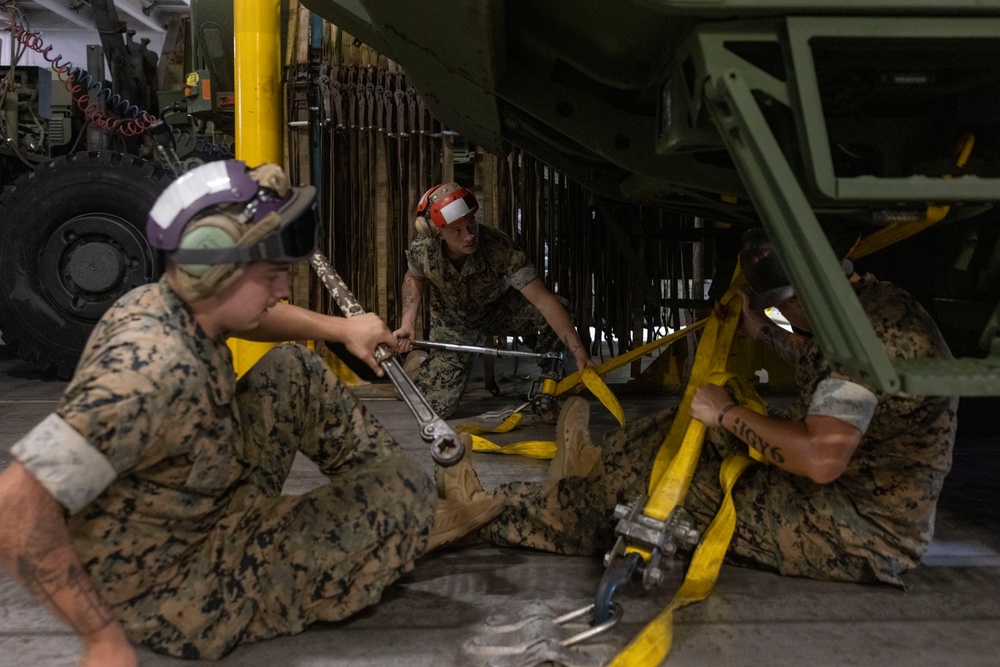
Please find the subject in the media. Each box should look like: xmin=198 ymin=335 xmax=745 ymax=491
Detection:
xmin=786 ymin=17 xmax=1000 ymax=202
xmin=704 ymin=64 xmax=902 ymax=391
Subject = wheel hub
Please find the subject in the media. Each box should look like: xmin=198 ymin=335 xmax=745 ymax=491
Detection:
xmin=40 ymin=213 xmax=156 ymax=319
xmin=66 ymin=242 xmax=125 ymax=293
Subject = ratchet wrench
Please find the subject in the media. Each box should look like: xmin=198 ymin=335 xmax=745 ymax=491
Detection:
xmin=308 ymin=251 xmax=464 ymax=467
xmin=408 ymin=339 xmax=563 ymax=361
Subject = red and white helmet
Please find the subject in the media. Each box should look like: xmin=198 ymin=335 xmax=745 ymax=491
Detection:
xmin=416 ymin=182 xmax=479 ymax=230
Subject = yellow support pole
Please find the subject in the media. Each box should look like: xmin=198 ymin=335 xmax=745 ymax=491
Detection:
xmin=235 ymin=0 xmax=282 ymax=163
xmin=228 ymin=0 xmax=283 ymax=376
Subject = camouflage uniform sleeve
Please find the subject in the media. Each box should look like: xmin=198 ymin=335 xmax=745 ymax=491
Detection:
xmin=806 ymin=377 xmax=878 ymax=434
xmin=405 ymin=238 xmax=430 ymax=278
xmin=13 ymin=340 xmax=186 ymax=513
xmin=496 ymin=232 xmax=537 ymax=290
xmin=11 ymin=413 xmax=117 ymax=513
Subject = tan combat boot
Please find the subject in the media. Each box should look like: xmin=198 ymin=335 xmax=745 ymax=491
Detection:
xmin=548 ymin=396 xmax=602 ymax=484
xmin=402 ymin=349 xmax=428 ymax=378
xmin=426 ymin=433 xmax=505 ymax=551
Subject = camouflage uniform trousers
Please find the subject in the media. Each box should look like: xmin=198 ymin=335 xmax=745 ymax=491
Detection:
xmin=114 ymin=345 xmax=437 ymax=659
xmin=412 ymin=290 xmax=568 ymax=418
xmin=486 ymin=405 xmax=896 ymax=584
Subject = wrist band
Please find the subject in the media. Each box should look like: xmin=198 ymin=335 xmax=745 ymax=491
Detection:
xmin=717 ymin=402 xmax=738 ymax=427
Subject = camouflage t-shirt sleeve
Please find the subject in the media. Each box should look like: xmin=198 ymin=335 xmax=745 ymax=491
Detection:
xmin=13 ymin=338 xmax=179 ymax=513
xmin=498 ymin=235 xmax=537 ymax=290
xmin=11 ymin=413 xmax=117 ymax=513
xmin=405 ymin=239 xmax=430 ymax=278
xmin=57 ymin=367 xmax=166 ymax=473
xmin=807 ymin=377 xmax=878 ymax=434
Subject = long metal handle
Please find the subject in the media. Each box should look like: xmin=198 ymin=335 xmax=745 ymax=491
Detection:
xmin=410 ymin=339 xmax=563 ymax=361
xmin=309 ymin=251 xmax=464 ymax=466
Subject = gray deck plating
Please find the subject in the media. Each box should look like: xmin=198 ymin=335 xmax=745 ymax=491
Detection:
xmin=1 ymin=346 xmax=997 ymax=667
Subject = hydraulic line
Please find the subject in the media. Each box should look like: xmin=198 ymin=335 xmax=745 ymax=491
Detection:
xmin=1 ymin=2 xmax=232 ymax=153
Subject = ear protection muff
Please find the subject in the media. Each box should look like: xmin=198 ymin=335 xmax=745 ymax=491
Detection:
xmin=414 ymin=183 xmax=442 ymax=238
xmin=171 ymin=213 xmax=250 ymax=302
xmin=176 ymin=214 xmax=244 ymax=276
xmin=414 ymin=214 xmax=436 ymax=238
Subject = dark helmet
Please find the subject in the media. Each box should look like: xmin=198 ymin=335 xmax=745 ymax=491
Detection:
xmin=739 ymin=227 xmax=857 ymax=310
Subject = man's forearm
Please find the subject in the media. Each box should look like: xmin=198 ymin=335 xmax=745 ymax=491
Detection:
xmin=399 ymin=272 xmax=424 ymax=330
xmin=715 ymin=407 xmax=860 ymax=484
xmin=0 ymin=464 xmax=118 ymax=638
xmin=551 ymin=310 xmax=587 ymax=359
xmin=534 ymin=294 xmax=589 ymax=362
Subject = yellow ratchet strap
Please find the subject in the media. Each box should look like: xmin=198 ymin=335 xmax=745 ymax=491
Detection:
xmin=608 ymin=451 xmax=755 ymax=667
xmin=555 ymin=321 xmax=708 ymax=396
xmin=555 ymin=322 xmax=708 ymax=427
xmin=642 ymin=285 xmax=744 ymax=531
xmin=455 ymin=412 xmax=524 ymax=435
xmin=467 ymin=433 xmax=556 ymax=459
xmin=609 ymin=273 xmax=765 ymax=667
xmin=580 ymin=366 xmax=625 ymax=426
xmin=461 ymin=318 xmax=709 ymax=459
xmin=464 ymin=364 xmax=625 ymax=459
xmin=457 ymin=413 xmax=549 ymax=457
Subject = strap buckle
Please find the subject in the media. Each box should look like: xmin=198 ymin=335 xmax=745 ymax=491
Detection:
xmin=594 ymin=495 xmax=701 ymax=622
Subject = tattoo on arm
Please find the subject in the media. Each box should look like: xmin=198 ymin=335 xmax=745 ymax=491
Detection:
xmin=757 ymin=323 xmax=803 ymax=366
xmin=1 ymin=478 xmax=114 ymax=638
xmin=401 ymin=274 xmax=421 ymax=319
xmin=732 ymin=416 xmax=785 ymax=464
xmin=18 ymin=550 xmax=114 ymax=634
xmin=561 ymin=333 xmax=582 ymax=352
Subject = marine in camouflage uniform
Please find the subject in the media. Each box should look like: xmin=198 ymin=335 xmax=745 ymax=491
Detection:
xmin=11 ymin=278 xmax=435 ymax=658
xmin=395 ymin=183 xmax=593 ymax=418
xmin=485 ymin=273 xmax=957 ymax=586
xmin=1 ymin=161 xmax=437 ymax=663
xmin=403 ymin=220 xmax=570 ymax=417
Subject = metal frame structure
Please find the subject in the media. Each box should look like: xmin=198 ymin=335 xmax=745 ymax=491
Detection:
xmin=300 ymin=0 xmax=1000 ymax=396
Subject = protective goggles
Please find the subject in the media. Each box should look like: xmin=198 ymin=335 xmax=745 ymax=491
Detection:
xmin=171 ymin=185 xmax=320 ymax=265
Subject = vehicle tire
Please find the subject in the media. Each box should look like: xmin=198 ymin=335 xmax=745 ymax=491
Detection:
xmin=0 ymin=152 xmax=172 ymax=378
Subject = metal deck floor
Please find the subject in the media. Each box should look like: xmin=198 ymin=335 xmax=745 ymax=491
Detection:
xmin=2 ymin=344 xmax=998 ymax=667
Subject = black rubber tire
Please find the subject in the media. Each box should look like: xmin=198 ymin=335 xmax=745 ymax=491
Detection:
xmin=0 ymin=152 xmax=172 ymax=378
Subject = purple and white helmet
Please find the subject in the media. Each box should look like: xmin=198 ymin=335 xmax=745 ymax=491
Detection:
xmin=146 ymin=159 xmax=318 ymax=264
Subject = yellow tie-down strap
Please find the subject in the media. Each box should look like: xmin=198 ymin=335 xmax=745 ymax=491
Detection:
xmin=465 ymin=433 xmax=557 ymax=459
xmin=579 ymin=366 xmax=625 ymax=426
xmin=642 ymin=283 xmax=745 ymax=527
xmin=459 ymin=366 xmax=627 ymax=458
xmin=608 ymin=451 xmax=756 ymax=667
xmin=461 ymin=322 xmax=710 ymax=456
xmin=456 ymin=412 xmax=525 ymax=436
xmin=610 ymin=271 xmax=766 ymax=667
xmin=453 ymin=408 xmax=555 ymax=458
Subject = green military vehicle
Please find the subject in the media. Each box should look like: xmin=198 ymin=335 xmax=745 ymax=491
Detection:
xmin=0 ymin=0 xmax=230 ymax=377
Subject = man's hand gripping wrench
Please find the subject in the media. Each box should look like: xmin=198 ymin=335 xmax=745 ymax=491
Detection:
xmin=308 ymin=252 xmax=464 ymax=467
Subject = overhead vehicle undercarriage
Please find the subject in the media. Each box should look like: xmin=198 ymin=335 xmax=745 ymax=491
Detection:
xmin=301 ymin=0 xmax=1000 ymax=397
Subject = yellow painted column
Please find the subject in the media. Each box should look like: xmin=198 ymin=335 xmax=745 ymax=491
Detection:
xmin=229 ymin=0 xmax=283 ymax=376
xmin=235 ymin=0 xmax=282 ymax=163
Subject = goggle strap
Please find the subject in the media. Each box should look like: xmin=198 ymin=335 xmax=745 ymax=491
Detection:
xmin=172 ymin=245 xmax=264 ymax=265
